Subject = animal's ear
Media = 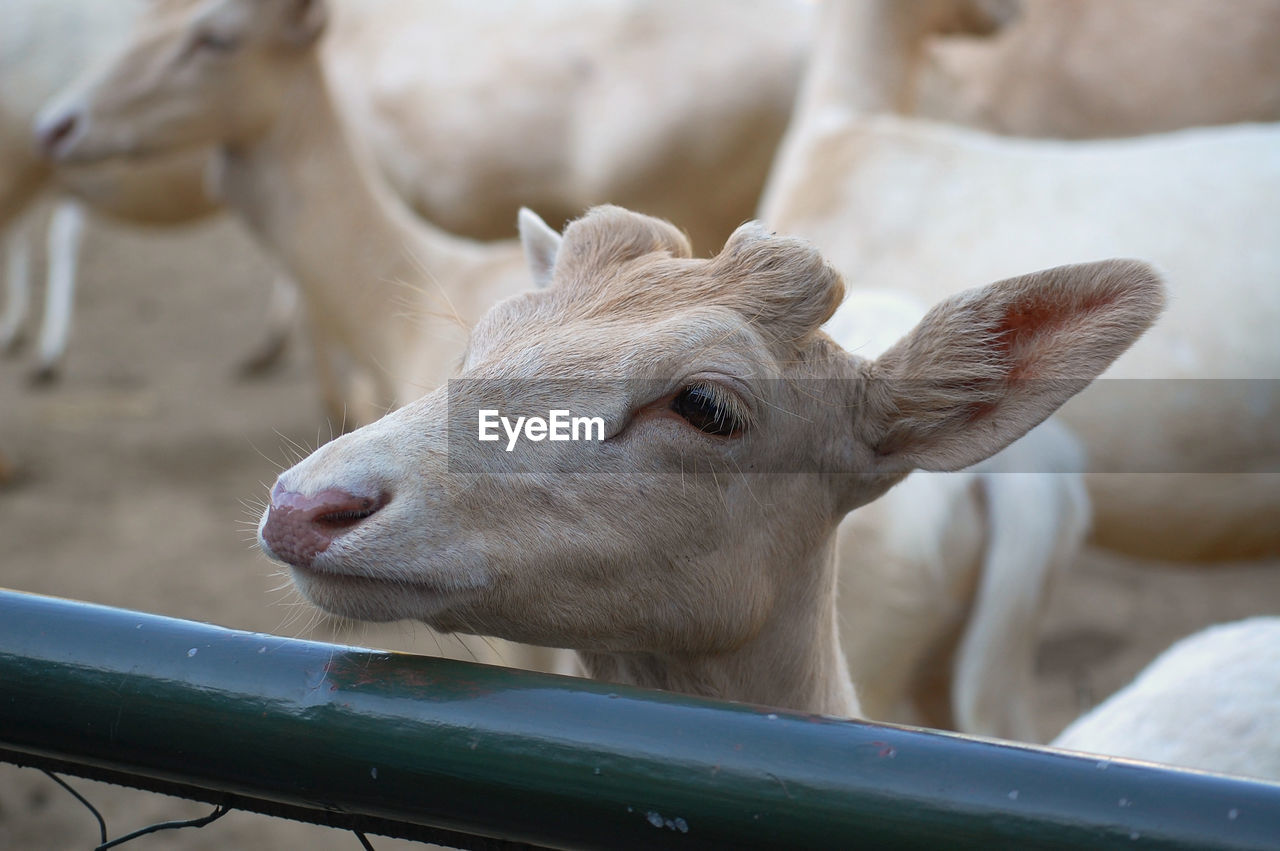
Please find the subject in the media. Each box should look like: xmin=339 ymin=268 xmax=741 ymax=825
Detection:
xmin=862 ymin=259 xmax=1164 ymax=473
xmin=713 ymin=222 xmax=845 ymax=344
xmin=275 ymin=0 xmax=329 ymax=47
xmin=518 ymin=207 xmax=561 ymax=290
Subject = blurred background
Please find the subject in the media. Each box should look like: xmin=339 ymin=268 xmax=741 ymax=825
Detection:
xmin=2 ymin=0 xmax=1278 ymax=847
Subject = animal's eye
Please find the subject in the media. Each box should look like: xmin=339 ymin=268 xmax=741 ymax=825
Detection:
xmin=671 ymin=383 xmax=745 ymax=438
xmin=192 ymin=30 xmax=241 ymax=53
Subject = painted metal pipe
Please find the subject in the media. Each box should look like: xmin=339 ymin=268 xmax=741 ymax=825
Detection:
xmin=0 ymin=588 xmax=1277 ymax=849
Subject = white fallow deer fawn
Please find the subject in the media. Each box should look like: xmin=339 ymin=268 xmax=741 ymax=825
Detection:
xmin=34 ymin=0 xmax=538 ymax=428
xmin=2 ymin=0 xmax=305 ymax=381
xmin=27 ymin=0 xmax=810 ymax=395
xmin=256 ymin=205 xmax=1164 ymax=718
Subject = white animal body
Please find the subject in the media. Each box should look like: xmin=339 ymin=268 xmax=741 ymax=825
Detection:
xmin=11 ymin=0 xmax=810 ymax=379
xmin=915 ymin=0 xmax=1280 ymax=138
xmin=760 ymin=0 xmax=1280 ymax=560
xmin=1052 ymin=618 xmax=1280 ymax=782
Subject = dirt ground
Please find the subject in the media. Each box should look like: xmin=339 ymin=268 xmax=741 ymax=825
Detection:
xmin=1 ymin=210 xmax=1277 ymax=849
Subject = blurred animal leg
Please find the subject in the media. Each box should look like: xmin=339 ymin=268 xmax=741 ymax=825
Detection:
xmin=33 ymin=199 xmax=87 ymax=381
xmin=238 ymin=273 xmax=298 ymax=377
xmin=1 ymin=213 xmax=34 ymax=353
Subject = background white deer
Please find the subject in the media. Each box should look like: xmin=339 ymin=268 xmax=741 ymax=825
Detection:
xmin=33 ymin=0 xmax=542 ymax=426
xmin=0 ymin=0 xmax=236 ymax=380
xmin=915 ymin=0 xmax=1280 ymax=138
xmin=1052 ymin=617 xmax=1280 ymax=781
xmin=760 ymin=0 xmax=1280 ymax=562
xmin=9 ymin=0 xmax=811 ymax=381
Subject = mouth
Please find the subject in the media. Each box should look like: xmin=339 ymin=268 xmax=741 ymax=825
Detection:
xmin=286 ymin=561 xmax=470 ymax=624
xmin=35 ymin=116 xmax=166 ymax=167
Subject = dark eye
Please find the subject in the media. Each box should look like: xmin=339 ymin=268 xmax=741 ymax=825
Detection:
xmin=192 ymin=31 xmax=240 ymax=53
xmin=671 ymin=384 xmax=745 ymax=438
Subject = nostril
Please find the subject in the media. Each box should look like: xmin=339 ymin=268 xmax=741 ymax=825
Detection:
xmin=261 ymin=485 xmax=389 ymax=567
xmin=312 ymin=494 xmax=386 ymax=530
xmin=269 ymin=485 xmax=389 ymax=522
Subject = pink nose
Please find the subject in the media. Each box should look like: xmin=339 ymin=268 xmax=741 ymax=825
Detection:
xmin=260 ymin=483 xmax=387 ymax=567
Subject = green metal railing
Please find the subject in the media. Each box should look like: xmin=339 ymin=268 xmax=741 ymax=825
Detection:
xmin=1 ymin=587 xmax=1277 ymax=849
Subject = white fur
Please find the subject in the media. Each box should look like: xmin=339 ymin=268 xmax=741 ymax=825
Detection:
xmin=1052 ymin=618 xmax=1280 ymax=781
xmin=33 ymin=200 xmax=85 ymax=379
xmin=760 ymin=0 xmax=1280 ymax=560
xmin=916 ymin=0 xmax=1280 ymax=138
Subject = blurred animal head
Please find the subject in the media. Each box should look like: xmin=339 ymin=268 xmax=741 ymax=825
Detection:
xmin=37 ymin=0 xmax=329 ymax=163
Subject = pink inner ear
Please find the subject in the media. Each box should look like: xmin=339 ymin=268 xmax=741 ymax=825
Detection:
xmin=999 ymin=288 xmax=1119 ymax=381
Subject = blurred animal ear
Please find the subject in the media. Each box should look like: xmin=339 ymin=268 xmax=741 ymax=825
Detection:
xmin=276 ymin=0 xmax=329 ymax=48
xmin=518 ymin=208 xmax=561 ymax=289
xmin=862 ymin=259 xmax=1164 ymax=474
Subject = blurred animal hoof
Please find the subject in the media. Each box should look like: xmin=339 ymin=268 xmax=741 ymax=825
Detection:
xmin=28 ymin=363 xmax=61 ymax=386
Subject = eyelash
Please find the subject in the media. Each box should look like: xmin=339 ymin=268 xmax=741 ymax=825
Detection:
xmin=192 ymin=31 xmax=240 ymax=53
xmin=670 ymin=381 xmax=748 ymax=438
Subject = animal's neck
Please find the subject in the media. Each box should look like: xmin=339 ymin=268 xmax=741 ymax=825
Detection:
xmin=797 ymin=0 xmax=932 ymax=122
xmin=760 ymin=0 xmax=933 ymax=228
xmin=214 ymin=54 xmax=478 ymax=398
xmin=805 ymin=0 xmax=1003 ymax=119
xmin=578 ymin=539 xmax=860 ymax=717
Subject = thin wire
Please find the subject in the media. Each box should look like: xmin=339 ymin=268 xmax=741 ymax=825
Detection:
xmin=95 ymin=803 xmax=231 ymax=850
xmin=354 ymin=829 xmax=377 ymax=850
xmin=42 ymin=771 xmax=107 ymax=844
